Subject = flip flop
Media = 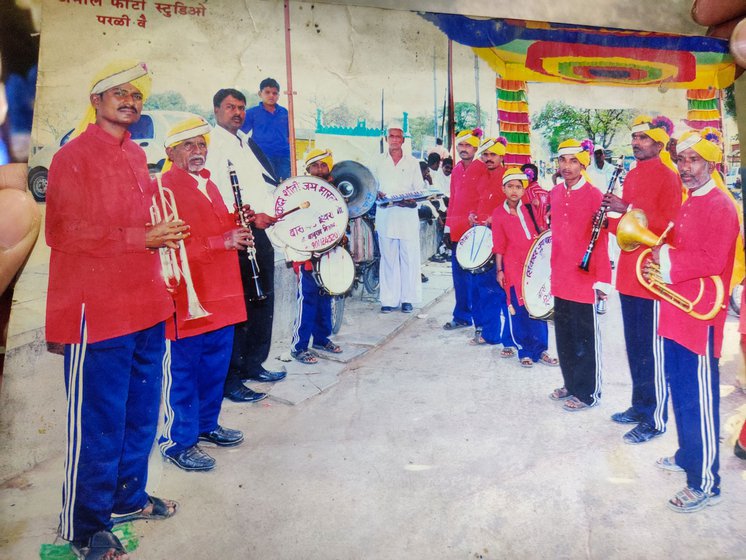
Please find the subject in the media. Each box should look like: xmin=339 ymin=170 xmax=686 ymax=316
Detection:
xmin=563 ymin=396 xmax=594 ymax=412
xmin=312 ymin=341 xmax=342 ymax=354
xmin=549 ymin=387 xmax=570 ymax=401
xmin=500 ymin=347 xmax=517 ymax=358
xmin=70 ymin=530 xmax=128 ymax=560
xmin=443 ymin=320 xmax=470 ymax=330
xmin=111 ymin=496 xmax=178 ymax=524
xmin=291 ymin=350 xmax=318 ymax=364
xmin=539 ymin=352 xmax=559 ymax=366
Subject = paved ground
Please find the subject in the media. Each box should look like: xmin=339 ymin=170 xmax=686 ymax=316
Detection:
xmin=1 ymin=260 xmax=745 ymax=559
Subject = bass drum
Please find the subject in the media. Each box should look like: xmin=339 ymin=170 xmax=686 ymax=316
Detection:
xmin=522 ymin=230 xmax=553 ymax=320
xmin=313 ymin=246 xmax=355 ymax=296
xmin=456 ymin=225 xmax=494 ymax=274
xmin=269 ymin=176 xmax=348 ymax=253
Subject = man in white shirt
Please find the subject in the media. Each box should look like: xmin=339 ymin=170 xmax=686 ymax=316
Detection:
xmin=374 ymin=126 xmax=423 ymax=313
xmin=205 ymin=88 xmax=286 ymax=403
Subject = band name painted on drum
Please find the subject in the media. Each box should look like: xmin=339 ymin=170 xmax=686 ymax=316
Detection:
xmin=301 ymin=181 xmax=339 ymax=201
xmin=525 ymin=236 xmax=550 ymax=278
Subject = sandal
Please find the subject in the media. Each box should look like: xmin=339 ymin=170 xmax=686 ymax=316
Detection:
xmin=549 ymin=387 xmax=570 ymax=401
xmin=563 ymin=396 xmax=594 ymax=412
xmin=520 ymin=357 xmax=534 ymax=368
xmin=443 ymin=320 xmax=470 ymax=330
xmin=312 ymin=341 xmax=342 ymax=354
xmin=291 ymin=350 xmax=318 ymax=364
xmin=539 ymin=352 xmax=559 ymax=367
xmin=111 ymin=496 xmax=178 ymax=525
xmin=500 ymin=347 xmax=517 ymax=358
xmin=70 ymin=530 xmax=129 ymax=560
xmin=667 ymin=486 xmax=721 ymax=513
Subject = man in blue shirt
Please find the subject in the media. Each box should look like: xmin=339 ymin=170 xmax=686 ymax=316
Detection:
xmin=240 ymin=77 xmax=291 ymax=181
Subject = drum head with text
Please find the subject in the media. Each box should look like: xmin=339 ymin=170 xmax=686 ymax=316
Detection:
xmin=522 ymin=230 xmax=553 ymax=320
xmin=271 ymin=176 xmax=348 ymax=253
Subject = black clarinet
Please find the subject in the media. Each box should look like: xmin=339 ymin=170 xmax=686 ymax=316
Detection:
xmin=228 ymin=160 xmax=267 ymax=301
xmin=579 ymin=156 xmax=625 ymax=271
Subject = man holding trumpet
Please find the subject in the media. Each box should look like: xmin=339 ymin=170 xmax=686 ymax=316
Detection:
xmin=46 ymin=60 xmax=180 ymax=559
xmin=156 ymin=117 xmax=251 ymax=471
xmin=643 ymin=131 xmax=739 ymax=513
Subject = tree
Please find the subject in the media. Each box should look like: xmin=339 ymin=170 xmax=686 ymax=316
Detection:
xmin=144 ymin=90 xmax=259 ymax=124
xmin=454 ymin=102 xmax=478 ymax=131
xmin=532 ymin=101 xmax=635 ymax=153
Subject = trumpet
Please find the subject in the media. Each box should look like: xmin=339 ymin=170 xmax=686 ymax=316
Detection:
xmin=150 ymin=173 xmax=211 ymax=320
xmin=227 ymin=160 xmax=266 ymax=302
xmin=617 ymin=209 xmax=724 ymax=321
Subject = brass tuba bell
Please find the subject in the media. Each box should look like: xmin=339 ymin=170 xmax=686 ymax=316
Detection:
xmin=617 ymin=209 xmax=724 ymax=321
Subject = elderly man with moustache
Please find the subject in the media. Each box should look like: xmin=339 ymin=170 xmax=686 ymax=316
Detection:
xmin=648 ymin=131 xmax=739 ymax=513
xmin=156 ymin=116 xmax=252 ymax=472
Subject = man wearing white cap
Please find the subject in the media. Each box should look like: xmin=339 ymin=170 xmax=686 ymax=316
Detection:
xmin=157 ymin=117 xmax=251 ymax=472
xmin=648 ymin=131 xmax=739 ymax=513
xmin=374 ymin=124 xmax=422 ymax=313
xmin=46 ymin=60 xmax=180 ymax=559
xmin=603 ymin=115 xmax=682 ymax=445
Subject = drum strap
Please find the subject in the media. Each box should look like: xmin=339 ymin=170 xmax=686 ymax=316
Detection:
xmin=247 ymin=136 xmax=279 ymax=187
xmin=526 ymin=204 xmax=542 ymax=235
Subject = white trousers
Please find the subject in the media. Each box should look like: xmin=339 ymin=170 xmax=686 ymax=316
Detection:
xmin=378 ymin=235 xmax=422 ymax=307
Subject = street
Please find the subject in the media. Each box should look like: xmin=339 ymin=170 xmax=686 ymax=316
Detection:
xmin=2 ymin=275 xmax=745 ymax=559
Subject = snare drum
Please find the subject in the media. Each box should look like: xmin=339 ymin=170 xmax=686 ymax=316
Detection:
xmin=456 ymin=225 xmax=494 ymax=274
xmin=522 ymin=230 xmax=553 ymax=320
xmin=269 ymin=176 xmax=348 ymax=253
xmin=313 ymin=246 xmax=355 ymax=295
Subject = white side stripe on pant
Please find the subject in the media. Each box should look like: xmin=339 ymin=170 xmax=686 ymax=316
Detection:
xmin=60 ymin=306 xmax=87 ymax=540
xmin=158 ymin=339 xmax=177 ymax=457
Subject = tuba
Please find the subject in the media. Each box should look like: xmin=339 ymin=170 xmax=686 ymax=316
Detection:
xmin=617 ymin=209 xmax=724 ymax=321
xmin=150 ymin=173 xmax=211 ymax=320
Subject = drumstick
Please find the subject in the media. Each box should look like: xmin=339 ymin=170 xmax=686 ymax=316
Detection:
xmin=278 ymin=201 xmax=310 ymax=219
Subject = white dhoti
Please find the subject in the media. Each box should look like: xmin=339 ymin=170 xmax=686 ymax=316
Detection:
xmin=379 ymin=235 xmax=422 ymax=307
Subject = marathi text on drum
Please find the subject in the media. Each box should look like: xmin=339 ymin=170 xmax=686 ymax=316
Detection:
xmin=525 ymin=235 xmax=551 ymax=278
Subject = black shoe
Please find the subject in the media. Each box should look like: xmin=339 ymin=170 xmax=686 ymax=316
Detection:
xmin=243 ymin=369 xmax=286 ymax=383
xmin=199 ymin=425 xmax=244 ymax=447
xmin=735 ymin=440 xmax=746 ymax=460
xmin=623 ymin=422 xmax=664 ymax=445
xmin=224 ymin=385 xmax=268 ymax=403
xmin=401 ymin=303 xmax=413 ymax=313
xmin=421 ymin=273 xmax=429 ymax=283
xmin=381 ymin=306 xmax=396 ymax=313
xmin=164 ymin=445 xmax=215 ymax=471
xmin=71 ymin=530 xmax=128 ymax=559
xmin=610 ymin=407 xmax=644 ymax=424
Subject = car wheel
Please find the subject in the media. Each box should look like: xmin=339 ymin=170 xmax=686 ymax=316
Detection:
xmin=28 ymin=167 xmax=48 ymax=202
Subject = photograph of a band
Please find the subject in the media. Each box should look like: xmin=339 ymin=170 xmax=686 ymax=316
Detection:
xmin=1 ymin=0 xmax=746 ymax=558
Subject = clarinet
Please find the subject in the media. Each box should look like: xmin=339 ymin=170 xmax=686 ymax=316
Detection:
xmin=228 ymin=160 xmax=267 ymax=302
xmin=579 ymin=156 xmax=625 ymax=271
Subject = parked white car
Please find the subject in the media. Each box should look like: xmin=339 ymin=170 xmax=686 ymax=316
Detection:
xmin=28 ymin=110 xmax=202 ymax=202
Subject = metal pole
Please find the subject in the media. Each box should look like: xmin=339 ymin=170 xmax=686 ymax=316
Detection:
xmin=433 ymin=46 xmax=438 ymax=140
xmin=474 ymin=53 xmax=481 ymax=128
xmin=447 ymin=39 xmax=455 ymax=156
xmin=284 ymin=0 xmax=297 ymax=176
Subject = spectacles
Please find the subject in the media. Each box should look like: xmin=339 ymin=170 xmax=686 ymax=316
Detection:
xmin=176 ymin=140 xmax=208 ymax=153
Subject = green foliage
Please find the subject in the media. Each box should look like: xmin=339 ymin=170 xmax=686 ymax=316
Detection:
xmin=454 ymin=102 xmax=478 ymax=131
xmin=321 ymin=104 xmax=375 ymax=128
xmin=532 ymin=101 xmax=636 ymax=153
xmin=724 ymin=85 xmax=736 ymax=119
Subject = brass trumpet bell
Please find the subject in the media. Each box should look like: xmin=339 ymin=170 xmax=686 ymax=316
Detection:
xmin=617 ymin=208 xmax=724 ymax=321
xmin=617 ymin=209 xmax=663 ymax=252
